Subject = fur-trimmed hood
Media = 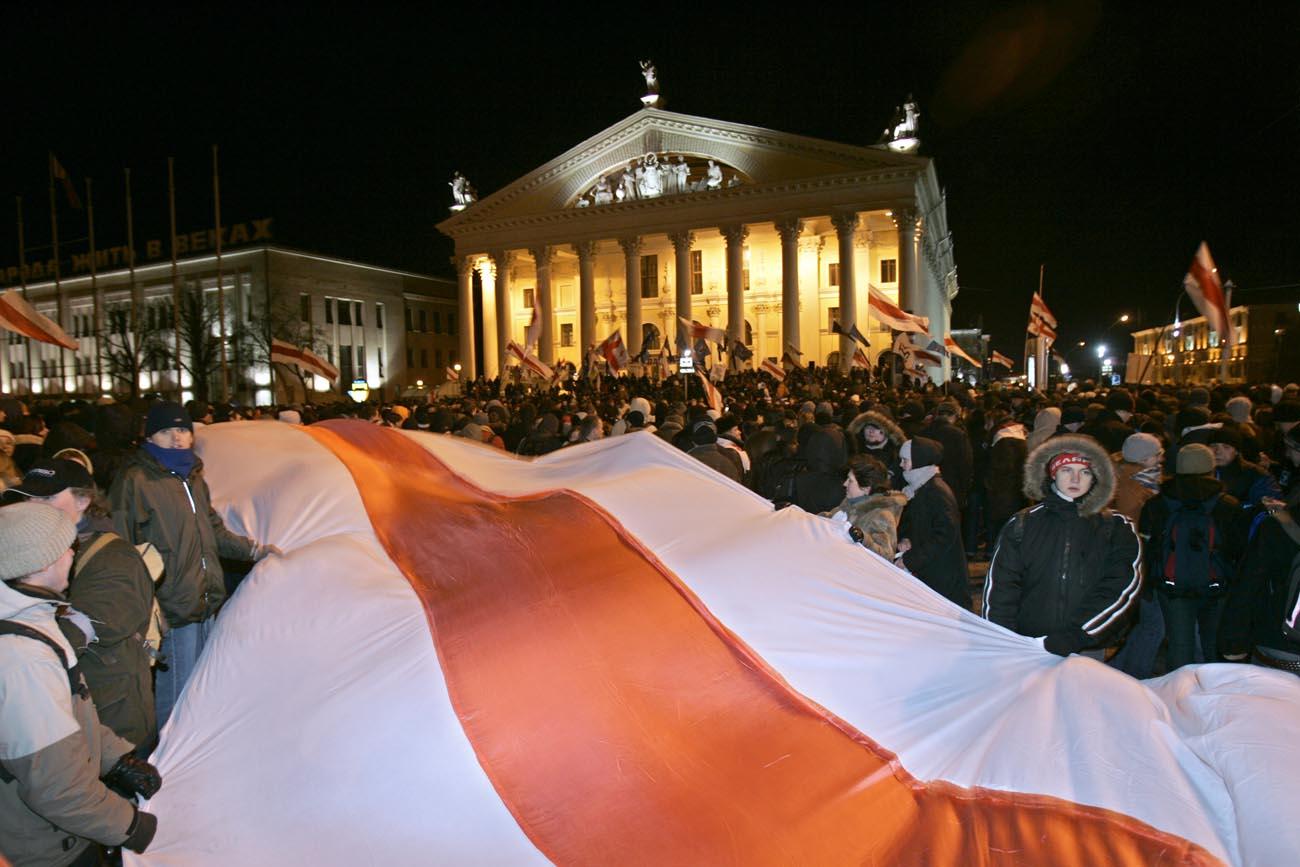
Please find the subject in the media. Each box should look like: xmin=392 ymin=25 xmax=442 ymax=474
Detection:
xmin=1022 ymin=433 xmax=1116 ymax=516
xmin=847 ymin=411 xmax=904 ymax=446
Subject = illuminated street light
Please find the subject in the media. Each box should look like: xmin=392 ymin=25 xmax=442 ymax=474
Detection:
xmin=1096 ymin=344 xmax=1107 ymax=359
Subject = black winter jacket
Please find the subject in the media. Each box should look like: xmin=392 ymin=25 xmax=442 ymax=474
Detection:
xmin=899 ymin=475 xmax=971 ymax=610
xmin=919 ymin=418 xmax=974 ymax=509
xmin=1220 ymin=507 xmax=1300 ymax=657
xmin=983 ymin=492 xmax=1141 ymax=653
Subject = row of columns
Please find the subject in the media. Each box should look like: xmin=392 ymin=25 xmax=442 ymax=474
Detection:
xmin=454 ymin=207 xmax=921 ymax=380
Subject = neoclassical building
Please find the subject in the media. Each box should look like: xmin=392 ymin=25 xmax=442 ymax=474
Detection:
xmin=437 ymin=104 xmax=957 ymax=379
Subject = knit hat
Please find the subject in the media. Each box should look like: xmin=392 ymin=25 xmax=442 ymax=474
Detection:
xmin=1176 ymin=443 xmax=1215 ymax=476
xmin=0 ymin=502 xmax=77 ymax=581
xmin=1225 ymin=396 xmax=1253 ymax=424
xmin=144 ymin=401 xmax=193 ymax=438
xmin=1176 ymin=406 xmax=1211 ymax=433
xmin=1048 ymin=451 xmax=1092 ymax=477
xmin=1121 ymin=432 xmax=1162 ymax=464
xmin=900 ymin=400 xmax=925 ymax=421
xmin=1208 ymin=427 xmax=1243 ymax=450
xmin=8 ymin=458 xmax=94 ymax=498
xmin=903 ymin=436 xmax=943 ymax=468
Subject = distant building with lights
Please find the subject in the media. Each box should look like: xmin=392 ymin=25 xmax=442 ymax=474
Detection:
xmin=1 ymin=244 xmax=456 ymax=403
xmin=436 ymin=101 xmax=958 ymax=378
xmin=1128 ymin=303 xmax=1300 ymax=385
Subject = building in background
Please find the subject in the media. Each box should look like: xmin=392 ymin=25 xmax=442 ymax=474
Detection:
xmin=437 ymin=100 xmax=957 ymax=380
xmin=1128 ymin=303 xmax=1300 ymax=385
xmin=1 ymin=245 xmax=455 ymax=404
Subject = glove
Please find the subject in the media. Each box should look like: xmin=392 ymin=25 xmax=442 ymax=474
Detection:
xmin=122 ymin=809 xmax=158 ymax=853
xmin=253 ymin=543 xmax=283 ymax=561
xmin=1043 ymin=628 xmax=1087 ymax=657
xmin=103 ymin=753 xmax=162 ymax=799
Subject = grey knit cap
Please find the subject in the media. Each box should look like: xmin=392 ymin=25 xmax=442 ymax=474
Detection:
xmin=0 ymin=502 xmax=77 ymax=581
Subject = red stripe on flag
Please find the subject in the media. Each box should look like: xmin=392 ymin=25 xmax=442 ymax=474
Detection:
xmin=0 ymin=290 xmax=79 ymax=350
xmin=303 ymin=421 xmax=1220 ymax=867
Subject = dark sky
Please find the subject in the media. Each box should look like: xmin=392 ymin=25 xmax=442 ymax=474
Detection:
xmin=7 ymin=2 xmax=1298 ymax=360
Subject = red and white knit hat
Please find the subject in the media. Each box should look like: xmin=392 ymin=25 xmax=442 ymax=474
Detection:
xmin=1048 ymin=451 xmax=1092 ymax=477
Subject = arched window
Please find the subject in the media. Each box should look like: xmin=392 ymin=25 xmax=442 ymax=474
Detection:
xmin=642 ymin=323 xmax=661 ymax=351
xmin=744 ymin=320 xmax=753 ymax=346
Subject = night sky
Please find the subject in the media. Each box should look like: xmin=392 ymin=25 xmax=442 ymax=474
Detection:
xmin=8 ymin=2 xmax=1298 ymax=362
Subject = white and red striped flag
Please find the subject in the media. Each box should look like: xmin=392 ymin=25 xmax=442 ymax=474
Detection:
xmin=271 ymin=338 xmax=339 ymax=381
xmin=944 ymin=336 xmax=983 ymax=369
xmin=868 ymin=285 xmax=929 ymax=334
xmin=49 ymin=153 xmax=83 ymax=210
xmin=1182 ymin=242 xmax=1235 ymax=349
xmin=851 ymin=346 xmax=871 ymax=369
xmin=695 ymin=369 xmax=723 ymax=414
xmin=677 ymin=316 xmax=727 ymax=345
xmin=444 ymin=366 xmax=459 ymax=382
xmin=507 ymin=340 xmax=555 ymax=381
xmin=990 ymin=350 xmax=1015 ymax=370
xmin=524 ymin=307 xmax=541 ymax=354
xmin=1027 ymin=292 xmax=1057 ymax=344
xmin=760 ymin=357 xmax=786 ymax=382
xmin=0 ymin=290 xmax=78 ymax=350
xmin=597 ymin=330 xmax=630 ymax=375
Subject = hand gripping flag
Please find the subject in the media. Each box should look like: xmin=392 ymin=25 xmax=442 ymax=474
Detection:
xmin=990 ymin=350 xmax=1015 ymax=370
xmin=831 ymin=318 xmax=871 ymax=348
xmin=760 ymin=357 xmax=786 ymax=382
xmin=868 ymin=285 xmax=928 ymax=334
xmin=271 ymin=338 xmax=340 ymax=382
xmin=944 ymin=336 xmax=982 ymax=368
xmin=1027 ymin=292 xmax=1057 ymax=345
xmin=1183 ymin=242 xmax=1235 ymax=349
xmin=0 ymin=290 xmax=79 ymax=350
xmin=677 ymin=316 xmax=727 ymax=345
xmin=597 ymin=330 xmax=630 ymax=376
xmin=696 ymin=369 xmax=724 ymax=414
xmin=507 ymin=340 xmax=556 ymax=381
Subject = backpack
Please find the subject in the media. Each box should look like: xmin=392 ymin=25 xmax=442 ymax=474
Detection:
xmin=1271 ymin=511 xmax=1300 ymax=644
xmin=1159 ymin=494 xmax=1228 ymax=596
xmin=74 ymin=532 xmax=169 ymax=667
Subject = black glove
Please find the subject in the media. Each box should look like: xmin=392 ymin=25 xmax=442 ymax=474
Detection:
xmin=104 ymin=753 xmax=162 ymax=799
xmin=122 ymin=809 xmax=158 ymax=853
xmin=1043 ymin=627 xmax=1088 ymax=658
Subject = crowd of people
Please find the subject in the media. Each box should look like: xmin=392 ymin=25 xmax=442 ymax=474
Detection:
xmin=2 ymin=368 xmax=1299 ymax=865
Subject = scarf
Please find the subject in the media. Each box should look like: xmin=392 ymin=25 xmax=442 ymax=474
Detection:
xmin=144 ymin=442 xmax=196 ymax=479
xmin=1132 ymin=465 xmax=1162 ymax=491
xmin=902 ymin=465 xmax=939 ymax=500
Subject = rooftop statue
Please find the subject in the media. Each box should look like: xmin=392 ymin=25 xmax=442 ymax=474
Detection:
xmin=883 ymin=96 xmax=921 ymax=153
xmin=449 ymin=172 xmax=476 ymax=209
xmin=640 ymin=60 xmax=661 ymax=107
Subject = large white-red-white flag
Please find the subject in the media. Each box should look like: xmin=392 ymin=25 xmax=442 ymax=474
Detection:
xmin=0 ymin=290 xmax=78 ymax=350
xmin=507 ymin=340 xmax=555 ymax=381
xmin=695 ymin=369 xmax=723 ymax=414
xmin=523 ymin=307 xmax=542 ymax=354
xmin=760 ymin=357 xmax=786 ymax=382
xmin=867 ymin=285 xmax=929 ymax=334
xmin=597 ymin=330 xmax=630 ymax=375
xmin=1183 ymin=242 xmax=1235 ymax=349
xmin=270 ymin=338 xmax=340 ymax=382
xmin=990 ymin=350 xmax=1015 ymax=370
xmin=1027 ymin=292 xmax=1057 ymax=345
xmin=944 ymin=336 xmax=983 ymax=369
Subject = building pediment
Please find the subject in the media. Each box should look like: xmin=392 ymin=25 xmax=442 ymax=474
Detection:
xmin=438 ymin=108 xmax=923 ymax=233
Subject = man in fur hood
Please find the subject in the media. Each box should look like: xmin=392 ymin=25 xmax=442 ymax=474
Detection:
xmin=981 ymin=434 xmax=1142 ymax=657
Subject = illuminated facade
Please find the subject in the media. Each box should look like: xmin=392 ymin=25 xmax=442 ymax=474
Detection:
xmin=1 ymin=245 xmax=455 ymax=403
xmin=1129 ymin=303 xmax=1300 ymax=384
xmin=437 ymin=106 xmax=958 ymax=378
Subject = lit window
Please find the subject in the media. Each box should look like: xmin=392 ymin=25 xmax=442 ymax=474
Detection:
xmin=828 ymin=306 xmax=840 ymax=331
xmin=561 ymin=323 xmax=574 ymax=346
xmin=640 ymin=255 xmax=658 ymax=299
xmin=880 ymin=258 xmax=897 ymax=283
xmin=690 ymin=250 xmax=703 ymax=295
xmin=522 ymin=287 xmax=535 ymax=308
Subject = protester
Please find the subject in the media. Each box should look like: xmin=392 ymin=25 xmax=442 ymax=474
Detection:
xmin=824 ymin=454 xmax=907 ymax=559
xmin=0 ymin=502 xmax=160 ymax=864
xmin=897 ymin=437 xmax=971 ymax=609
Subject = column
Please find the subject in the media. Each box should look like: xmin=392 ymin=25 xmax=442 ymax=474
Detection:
xmin=619 ymin=237 xmax=643 ymax=358
xmin=479 ymin=256 xmax=498 ymax=379
xmin=831 ymin=212 xmax=859 ymax=373
xmin=895 ymin=206 xmax=920 ymax=314
xmin=775 ymin=218 xmax=803 ymax=356
xmin=454 ymin=254 xmax=477 ymax=380
xmin=670 ymin=231 xmax=694 ymax=351
xmin=490 ymin=250 xmax=514 ymax=379
xmin=721 ymin=224 xmax=748 ymax=346
xmin=530 ymin=246 xmax=555 ymax=363
xmin=574 ymin=241 xmax=597 ymax=354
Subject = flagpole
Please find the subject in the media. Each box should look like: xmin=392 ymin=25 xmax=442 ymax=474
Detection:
xmin=15 ymin=197 xmax=34 ymax=394
xmin=124 ymin=169 xmax=141 ymax=397
xmin=86 ymin=178 xmax=103 ymax=392
xmin=213 ymin=144 xmax=229 ymax=400
xmin=168 ymin=157 xmax=183 ymax=399
xmin=48 ymin=153 xmax=67 ymax=392
xmin=1036 ymin=264 xmax=1048 ymax=390
xmin=1135 ymin=289 xmax=1185 ymax=387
